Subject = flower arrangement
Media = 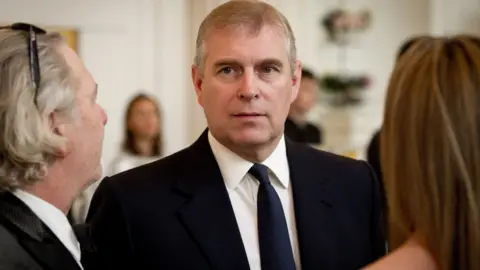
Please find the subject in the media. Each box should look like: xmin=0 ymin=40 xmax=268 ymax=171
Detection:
xmin=320 ymin=74 xmax=370 ymax=92
xmin=319 ymin=74 xmax=371 ymax=106
xmin=322 ymin=9 xmax=371 ymax=44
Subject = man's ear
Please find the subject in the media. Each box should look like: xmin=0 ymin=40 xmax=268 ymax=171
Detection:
xmin=291 ymin=60 xmax=302 ymax=102
xmin=49 ymin=112 xmax=70 ymax=157
xmin=191 ymin=65 xmax=204 ymax=107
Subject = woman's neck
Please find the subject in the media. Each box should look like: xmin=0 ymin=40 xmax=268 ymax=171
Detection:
xmin=134 ymin=139 xmax=154 ymax=156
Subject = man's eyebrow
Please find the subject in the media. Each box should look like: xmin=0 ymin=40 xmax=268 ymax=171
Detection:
xmin=212 ymin=58 xmax=284 ymax=68
xmin=256 ymin=58 xmax=284 ymax=68
xmin=213 ymin=59 xmax=242 ymax=68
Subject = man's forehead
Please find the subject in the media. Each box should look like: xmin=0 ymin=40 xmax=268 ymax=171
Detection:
xmin=205 ymin=24 xmax=285 ymax=44
xmin=204 ymin=26 xmax=289 ymax=64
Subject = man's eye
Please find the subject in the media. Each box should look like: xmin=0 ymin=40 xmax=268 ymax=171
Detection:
xmin=262 ymin=66 xmax=278 ymax=73
xmin=220 ymin=67 xmax=234 ymax=74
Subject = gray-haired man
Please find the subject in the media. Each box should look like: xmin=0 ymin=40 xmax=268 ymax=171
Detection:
xmin=0 ymin=23 xmax=107 ymax=270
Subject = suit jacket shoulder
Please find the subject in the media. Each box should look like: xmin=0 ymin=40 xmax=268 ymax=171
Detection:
xmin=288 ymin=141 xmax=375 ymax=182
xmin=85 ymin=131 xmax=249 ymax=270
xmin=286 ymin=141 xmax=386 ymax=266
xmin=0 ymin=222 xmax=44 ymax=270
xmin=288 ymin=141 xmax=381 ymax=215
xmin=0 ymin=192 xmax=82 ymax=270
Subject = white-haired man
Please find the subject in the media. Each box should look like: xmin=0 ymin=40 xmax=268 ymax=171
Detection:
xmin=0 ymin=23 xmax=107 ymax=270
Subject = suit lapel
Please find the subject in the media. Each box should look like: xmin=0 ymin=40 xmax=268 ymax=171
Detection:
xmin=174 ymin=130 xmax=250 ymax=270
xmin=286 ymin=141 xmax=341 ymax=270
xmin=0 ymin=192 xmax=82 ymax=270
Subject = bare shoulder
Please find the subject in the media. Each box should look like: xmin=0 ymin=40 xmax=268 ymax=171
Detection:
xmin=363 ymin=240 xmax=438 ymax=270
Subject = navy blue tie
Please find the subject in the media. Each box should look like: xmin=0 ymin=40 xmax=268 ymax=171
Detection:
xmin=249 ymin=163 xmax=296 ymax=270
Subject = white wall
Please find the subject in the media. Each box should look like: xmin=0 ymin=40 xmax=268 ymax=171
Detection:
xmin=431 ymin=0 xmax=480 ymax=35
xmin=0 ymin=0 xmax=191 ymax=169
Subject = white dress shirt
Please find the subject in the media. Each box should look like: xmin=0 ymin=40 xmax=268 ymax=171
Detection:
xmin=208 ymin=132 xmax=301 ymax=270
xmin=12 ymin=189 xmax=83 ymax=269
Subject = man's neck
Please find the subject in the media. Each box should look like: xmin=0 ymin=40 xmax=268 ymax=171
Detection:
xmin=23 ymin=164 xmax=82 ymax=214
xmin=23 ymin=184 xmax=73 ymax=214
xmin=223 ymin=136 xmax=282 ymax=164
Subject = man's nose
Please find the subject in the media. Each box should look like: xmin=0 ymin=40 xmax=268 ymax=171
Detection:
xmin=101 ymin=107 xmax=108 ymax=126
xmin=237 ymin=71 xmax=259 ymax=100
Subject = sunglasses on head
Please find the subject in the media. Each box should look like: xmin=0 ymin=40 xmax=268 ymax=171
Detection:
xmin=0 ymin=23 xmax=47 ymax=106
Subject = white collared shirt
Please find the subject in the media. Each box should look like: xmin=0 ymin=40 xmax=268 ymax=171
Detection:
xmin=208 ymin=132 xmax=301 ymax=270
xmin=12 ymin=189 xmax=83 ymax=269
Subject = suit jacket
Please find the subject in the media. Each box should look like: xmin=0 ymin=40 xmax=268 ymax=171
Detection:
xmin=366 ymin=129 xmax=388 ymax=240
xmin=366 ymin=129 xmax=382 ymax=184
xmin=0 ymin=192 xmax=82 ymax=270
xmin=84 ymin=130 xmax=386 ymax=270
xmin=284 ymin=118 xmax=323 ymax=145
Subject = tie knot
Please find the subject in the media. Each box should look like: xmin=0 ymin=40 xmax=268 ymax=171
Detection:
xmin=249 ymin=163 xmax=270 ymax=185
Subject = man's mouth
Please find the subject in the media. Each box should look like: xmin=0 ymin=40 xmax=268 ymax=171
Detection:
xmin=233 ymin=113 xmax=265 ymax=117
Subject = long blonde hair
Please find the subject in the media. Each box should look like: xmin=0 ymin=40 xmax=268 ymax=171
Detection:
xmin=381 ymin=36 xmax=480 ymax=270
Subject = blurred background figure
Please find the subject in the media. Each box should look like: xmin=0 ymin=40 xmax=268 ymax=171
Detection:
xmin=70 ymin=92 xmax=163 ymax=224
xmin=366 ymin=36 xmax=423 ymax=184
xmin=285 ymin=67 xmax=323 ymax=145
xmin=365 ymin=35 xmax=480 ymax=270
xmin=108 ymin=92 xmax=163 ymax=175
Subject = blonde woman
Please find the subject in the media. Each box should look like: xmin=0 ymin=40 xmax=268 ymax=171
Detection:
xmin=365 ymin=36 xmax=480 ymax=270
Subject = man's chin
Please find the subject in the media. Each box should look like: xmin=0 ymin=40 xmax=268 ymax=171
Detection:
xmin=85 ymin=167 xmax=103 ymax=187
xmin=232 ymin=131 xmax=272 ymax=146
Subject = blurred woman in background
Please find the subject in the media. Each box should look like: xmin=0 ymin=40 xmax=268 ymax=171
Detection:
xmin=109 ymin=93 xmax=163 ymax=175
xmin=365 ymin=36 xmax=480 ymax=270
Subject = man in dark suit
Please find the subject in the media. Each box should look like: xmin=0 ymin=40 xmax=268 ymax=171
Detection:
xmin=85 ymin=1 xmax=385 ymax=270
xmin=284 ymin=68 xmax=323 ymax=145
xmin=366 ymin=36 xmax=425 ymax=217
xmin=0 ymin=23 xmax=108 ymax=269
xmin=366 ymin=36 xmax=423 ymax=184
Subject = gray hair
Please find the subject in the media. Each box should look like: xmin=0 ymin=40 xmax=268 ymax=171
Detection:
xmin=194 ymin=0 xmax=297 ymax=73
xmin=0 ymin=29 xmax=78 ymax=191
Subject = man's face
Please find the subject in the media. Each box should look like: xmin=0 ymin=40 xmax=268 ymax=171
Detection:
xmin=192 ymin=26 xmax=301 ymax=149
xmin=291 ymin=77 xmax=318 ymax=114
xmin=59 ymin=44 xmax=107 ymax=184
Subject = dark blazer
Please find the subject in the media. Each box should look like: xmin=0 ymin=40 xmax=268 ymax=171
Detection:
xmin=284 ymin=118 xmax=323 ymax=145
xmin=366 ymin=129 xmax=382 ymax=184
xmin=366 ymin=129 xmax=388 ymax=239
xmin=0 ymin=192 xmax=82 ymax=270
xmin=85 ymin=130 xmax=386 ymax=270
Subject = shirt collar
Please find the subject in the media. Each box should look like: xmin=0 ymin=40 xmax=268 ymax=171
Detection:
xmin=208 ymin=131 xmax=290 ymax=190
